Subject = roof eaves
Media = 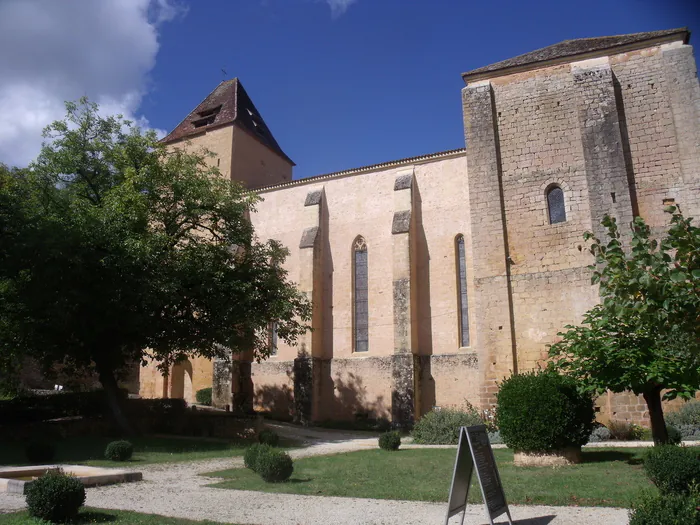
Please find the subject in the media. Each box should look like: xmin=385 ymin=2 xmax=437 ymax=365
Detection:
xmin=256 ymin=148 xmax=466 ymax=193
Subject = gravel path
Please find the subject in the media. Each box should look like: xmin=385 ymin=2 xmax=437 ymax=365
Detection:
xmin=0 ymin=426 xmax=632 ymax=524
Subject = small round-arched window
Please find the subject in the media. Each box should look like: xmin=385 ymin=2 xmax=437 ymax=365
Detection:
xmin=546 ymin=185 xmax=566 ymax=224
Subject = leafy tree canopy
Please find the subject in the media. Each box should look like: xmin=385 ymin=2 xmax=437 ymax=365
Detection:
xmin=549 ymin=210 xmax=700 ymax=444
xmin=0 ymin=99 xmax=311 ymax=430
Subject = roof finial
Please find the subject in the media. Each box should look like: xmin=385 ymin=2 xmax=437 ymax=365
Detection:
xmin=221 ymin=68 xmax=227 ymax=81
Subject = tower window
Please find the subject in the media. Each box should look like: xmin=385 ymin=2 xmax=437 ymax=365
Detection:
xmin=456 ymin=235 xmax=470 ymax=347
xmin=192 ymin=105 xmax=221 ymax=128
xmin=546 ymin=185 xmax=566 ymax=224
xmin=353 ymin=236 xmax=369 ymax=353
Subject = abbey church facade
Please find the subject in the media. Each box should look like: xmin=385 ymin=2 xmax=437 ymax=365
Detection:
xmin=139 ymin=28 xmax=700 ymax=427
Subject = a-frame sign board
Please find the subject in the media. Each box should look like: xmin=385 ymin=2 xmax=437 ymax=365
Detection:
xmin=444 ymin=425 xmax=513 ymax=525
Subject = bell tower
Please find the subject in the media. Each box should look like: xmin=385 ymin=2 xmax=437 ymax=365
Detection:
xmin=162 ymin=78 xmax=294 ymax=189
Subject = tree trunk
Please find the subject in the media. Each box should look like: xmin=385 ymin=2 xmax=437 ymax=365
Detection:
xmin=95 ymin=359 xmax=134 ymax=436
xmin=643 ymin=387 xmax=668 ymax=445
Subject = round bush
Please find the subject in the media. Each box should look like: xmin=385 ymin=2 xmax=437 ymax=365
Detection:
xmin=378 ymin=431 xmax=401 ymax=451
xmin=243 ymin=443 xmax=272 ymax=472
xmin=258 ymin=429 xmax=280 ymax=447
xmin=629 ymin=491 xmax=700 ymax=525
xmin=411 ymin=408 xmax=482 ymax=445
xmin=104 ymin=440 xmax=134 ymax=462
xmin=25 ymin=469 xmax=86 ymax=523
xmin=256 ymin=449 xmax=294 ymax=483
xmin=643 ymin=445 xmax=700 ymax=495
xmin=195 ymin=387 xmax=212 ymax=406
xmin=495 ymin=371 xmax=595 ymax=453
xmin=25 ymin=440 xmax=55 ymax=464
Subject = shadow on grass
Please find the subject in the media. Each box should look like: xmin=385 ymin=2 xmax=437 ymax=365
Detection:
xmin=581 ymin=450 xmax=636 ymax=464
xmin=73 ymin=511 xmax=118 ymax=523
xmin=513 ymin=516 xmax=556 ymax=525
xmin=287 ymin=478 xmax=312 ymax=484
xmin=0 ymin=436 xmax=247 ymax=466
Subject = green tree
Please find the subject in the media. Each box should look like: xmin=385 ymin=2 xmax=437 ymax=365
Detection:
xmin=0 ymin=100 xmax=311 ymax=432
xmin=549 ymin=210 xmax=700 ymax=445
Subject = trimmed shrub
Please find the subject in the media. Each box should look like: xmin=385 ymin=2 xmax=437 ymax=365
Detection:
xmin=589 ymin=426 xmax=612 ymax=443
xmin=25 ymin=469 xmax=86 ymax=523
xmin=629 ymin=491 xmax=700 ymax=525
xmin=643 ymin=445 xmax=700 ymax=495
xmin=666 ymin=400 xmax=700 ymax=428
xmin=258 ymin=429 xmax=280 ymax=447
xmin=667 ymin=425 xmax=682 ymax=446
xmin=25 ymin=440 xmax=55 ymax=464
xmin=195 ymin=387 xmax=212 ymax=406
xmin=244 ymin=443 xmax=272 ymax=472
xmin=378 ymin=431 xmax=401 ymax=451
xmin=607 ymin=420 xmax=644 ymax=441
xmin=104 ymin=440 xmax=134 ymax=461
xmin=411 ymin=408 xmax=482 ymax=445
xmin=495 ymin=371 xmax=595 ymax=453
xmin=256 ymin=449 xmax=294 ymax=482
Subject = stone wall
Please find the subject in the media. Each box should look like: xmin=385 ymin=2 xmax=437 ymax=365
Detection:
xmin=462 ymin=40 xmax=700 ymax=424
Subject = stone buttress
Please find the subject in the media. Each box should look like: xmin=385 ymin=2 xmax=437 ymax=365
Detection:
xmin=294 ymin=188 xmax=326 ymax=424
xmin=391 ymin=169 xmax=419 ymax=428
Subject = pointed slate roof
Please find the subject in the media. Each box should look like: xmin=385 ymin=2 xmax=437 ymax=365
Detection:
xmin=462 ymin=28 xmax=689 ymax=82
xmin=162 ymin=78 xmax=294 ymax=165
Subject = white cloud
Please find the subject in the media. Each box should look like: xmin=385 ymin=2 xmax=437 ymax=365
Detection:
xmin=324 ymin=0 xmax=359 ymax=17
xmin=0 ymin=0 xmax=184 ymax=167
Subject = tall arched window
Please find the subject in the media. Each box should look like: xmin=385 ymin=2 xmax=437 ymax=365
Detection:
xmin=455 ymin=235 xmax=470 ymax=347
xmin=353 ymin=236 xmax=369 ymax=353
xmin=546 ymin=185 xmax=566 ymax=224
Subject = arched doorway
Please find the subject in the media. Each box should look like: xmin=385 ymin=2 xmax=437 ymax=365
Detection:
xmin=170 ymin=360 xmax=194 ymax=403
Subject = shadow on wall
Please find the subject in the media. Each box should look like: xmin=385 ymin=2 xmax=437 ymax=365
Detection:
xmin=255 ymin=383 xmax=294 ymax=421
xmin=413 ymin=182 xmax=436 ymax=415
xmin=329 ymin=372 xmax=389 ymax=421
xmin=253 ymin=367 xmax=390 ymax=423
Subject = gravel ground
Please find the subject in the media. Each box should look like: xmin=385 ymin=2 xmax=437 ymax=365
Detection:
xmin=0 ymin=426 xmax=633 ymax=524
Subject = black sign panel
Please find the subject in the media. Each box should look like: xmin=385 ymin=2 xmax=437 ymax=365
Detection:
xmin=444 ymin=425 xmax=512 ymax=525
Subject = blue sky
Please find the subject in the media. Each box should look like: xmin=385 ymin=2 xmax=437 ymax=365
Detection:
xmin=0 ymin=0 xmax=698 ymax=178
xmin=143 ymin=0 xmax=699 ymax=179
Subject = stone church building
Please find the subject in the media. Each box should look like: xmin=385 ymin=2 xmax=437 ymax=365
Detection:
xmin=139 ymin=28 xmax=700 ymax=428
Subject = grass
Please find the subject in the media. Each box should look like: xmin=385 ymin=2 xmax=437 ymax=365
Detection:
xmin=0 ymin=435 xmax=301 ymax=467
xmin=0 ymin=508 xmax=239 ymax=524
xmin=207 ymin=447 xmax=654 ymax=507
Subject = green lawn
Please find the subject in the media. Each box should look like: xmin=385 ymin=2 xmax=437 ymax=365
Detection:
xmin=207 ymin=447 xmax=654 ymax=507
xmin=0 ymin=435 xmax=299 ymax=467
xmin=0 ymin=508 xmax=238 ymax=524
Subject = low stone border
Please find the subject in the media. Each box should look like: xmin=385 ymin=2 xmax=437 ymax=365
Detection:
xmin=0 ymin=465 xmax=142 ymax=494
